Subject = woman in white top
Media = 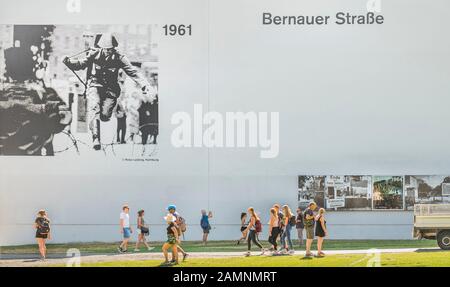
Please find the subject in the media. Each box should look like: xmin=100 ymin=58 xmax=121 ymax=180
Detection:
xmin=118 ymin=205 xmax=133 ymax=253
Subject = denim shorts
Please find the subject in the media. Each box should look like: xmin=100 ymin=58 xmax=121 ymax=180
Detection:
xmin=123 ymin=227 xmax=131 ymax=239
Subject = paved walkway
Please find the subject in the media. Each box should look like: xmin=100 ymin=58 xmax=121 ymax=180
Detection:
xmin=0 ymin=247 xmax=441 ymax=267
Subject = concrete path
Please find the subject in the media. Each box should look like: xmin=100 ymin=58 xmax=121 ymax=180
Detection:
xmin=0 ymin=247 xmax=442 ymax=267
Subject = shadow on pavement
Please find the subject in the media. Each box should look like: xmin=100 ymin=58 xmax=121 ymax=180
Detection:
xmin=414 ymin=248 xmax=445 ymax=253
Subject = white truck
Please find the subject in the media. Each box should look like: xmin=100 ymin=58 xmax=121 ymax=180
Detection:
xmin=413 ymin=204 xmax=450 ymax=250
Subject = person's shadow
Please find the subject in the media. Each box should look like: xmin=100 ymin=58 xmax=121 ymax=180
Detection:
xmin=414 ymin=248 xmax=444 ymax=253
xmin=23 ymin=259 xmax=40 ymax=262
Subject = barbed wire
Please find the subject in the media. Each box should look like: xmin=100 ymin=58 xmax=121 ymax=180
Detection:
xmin=53 ymin=123 xmax=158 ymax=157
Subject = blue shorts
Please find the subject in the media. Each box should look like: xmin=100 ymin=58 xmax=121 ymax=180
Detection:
xmin=123 ymin=227 xmax=131 ymax=239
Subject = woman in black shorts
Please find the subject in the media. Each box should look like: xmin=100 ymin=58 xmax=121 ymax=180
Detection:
xmin=34 ymin=210 xmax=51 ymax=261
xmin=237 ymin=212 xmax=248 ymax=245
xmin=135 ymin=209 xmax=152 ymax=252
xmin=315 ymin=208 xmax=328 ymax=257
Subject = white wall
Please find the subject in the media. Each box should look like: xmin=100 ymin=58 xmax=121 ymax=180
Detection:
xmin=0 ymin=173 xmax=415 ymax=245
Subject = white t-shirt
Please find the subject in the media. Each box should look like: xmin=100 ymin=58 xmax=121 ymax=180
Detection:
xmin=120 ymin=212 xmax=130 ymax=228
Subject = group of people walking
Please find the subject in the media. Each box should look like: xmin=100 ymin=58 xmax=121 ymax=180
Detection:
xmin=239 ymin=202 xmax=328 ymax=257
xmin=117 ymin=204 xmax=190 ymax=266
xmin=33 ymin=202 xmax=327 ymax=262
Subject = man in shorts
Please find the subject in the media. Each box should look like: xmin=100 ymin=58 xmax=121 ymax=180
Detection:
xmin=167 ymin=205 xmax=189 ymax=261
xmin=303 ymin=202 xmax=317 ymax=257
xmin=118 ymin=205 xmax=132 ymax=253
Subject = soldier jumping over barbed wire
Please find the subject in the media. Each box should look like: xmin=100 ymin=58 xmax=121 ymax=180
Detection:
xmin=63 ymin=33 xmax=156 ymax=150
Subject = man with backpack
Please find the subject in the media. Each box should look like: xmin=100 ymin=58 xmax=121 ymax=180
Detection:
xmin=304 ymin=202 xmax=318 ymax=257
xmin=167 ymin=205 xmax=189 ymax=261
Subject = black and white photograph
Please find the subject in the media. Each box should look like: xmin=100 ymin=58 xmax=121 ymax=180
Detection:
xmin=298 ymin=176 xmax=326 ymax=209
xmin=298 ymin=175 xmax=372 ymax=211
xmin=0 ymin=25 xmax=159 ymax=158
xmin=372 ymin=176 xmax=404 ymax=210
xmin=324 ymin=176 xmax=372 ymax=210
xmin=404 ymin=176 xmax=450 ymax=210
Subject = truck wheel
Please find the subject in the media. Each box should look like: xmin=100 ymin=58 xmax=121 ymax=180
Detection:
xmin=437 ymin=230 xmax=450 ymax=250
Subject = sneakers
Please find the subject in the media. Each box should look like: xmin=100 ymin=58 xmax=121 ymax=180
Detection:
xmin=147 ymin=247 xmax=154 ymax=251
xmin=244 ymin=251 xmax=251 ymax=257
xmin=117 ymin=246 xmax=123 ymax=253
xmin=134 ymin=248 xmax=140 ymax=252
xmin=260 ymin=249 xmax=266 ymax=255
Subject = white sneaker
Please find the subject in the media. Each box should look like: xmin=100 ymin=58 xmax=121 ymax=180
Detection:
xmin=147 ymin=247 xmax=154 ymax=251
xmin=244 ymin=251 xmax=251 ymax=257
xmin=134 ymin=249 xmax=140 ymax=252
xmin=260 ymin=249 xmax=266 ymax=255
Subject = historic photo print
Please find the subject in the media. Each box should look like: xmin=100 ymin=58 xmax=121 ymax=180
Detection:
xmin=0 ymin=25 xmax=159 ymax=158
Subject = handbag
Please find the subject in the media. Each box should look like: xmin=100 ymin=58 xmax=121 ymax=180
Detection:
xmin=140 ymin=226 xmax=149 ymax=235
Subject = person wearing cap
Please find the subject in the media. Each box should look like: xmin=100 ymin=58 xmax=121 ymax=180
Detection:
xmin=63 ymin=33 xmax=156 ymax=150
xmin=161 ymin=213 xmax=179 ymax=266
xmin=167 ymin=205 xmax=189 ymax=261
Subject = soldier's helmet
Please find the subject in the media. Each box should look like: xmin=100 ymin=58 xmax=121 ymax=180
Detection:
xmin=96 ymin=33 xmax=119 ymax=49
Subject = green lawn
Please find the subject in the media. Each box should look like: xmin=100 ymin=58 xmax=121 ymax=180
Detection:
xmin=68 ymin=251 xmax=450 ymax=267
xmin=0 ymin=240 xmax=438 ymax=255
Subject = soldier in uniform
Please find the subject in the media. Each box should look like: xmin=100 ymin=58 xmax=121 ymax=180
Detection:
xmin=63 ymin=33 xmax=155 ymax=150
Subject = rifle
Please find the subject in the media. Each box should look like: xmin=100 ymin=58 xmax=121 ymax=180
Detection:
xmin=62 ymin=49 xmax=90 ymax=95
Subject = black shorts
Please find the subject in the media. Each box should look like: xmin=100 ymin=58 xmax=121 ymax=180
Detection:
xmin=36 ymin=233 xmax=48 ymax=239
xmin=202 ymin=225 xmax=211 ymax=234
